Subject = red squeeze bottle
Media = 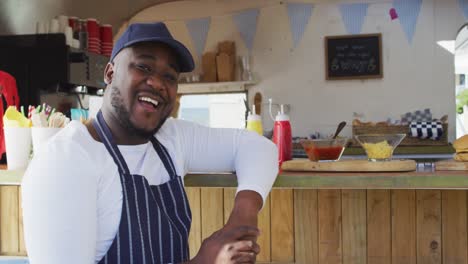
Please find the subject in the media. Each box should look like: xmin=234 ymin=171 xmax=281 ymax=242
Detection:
xmin=272 ymin=105 xmax=292 ymax=166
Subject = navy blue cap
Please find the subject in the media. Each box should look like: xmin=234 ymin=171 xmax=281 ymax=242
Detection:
xmin=111 ymin=22 xmax=195 ymax=72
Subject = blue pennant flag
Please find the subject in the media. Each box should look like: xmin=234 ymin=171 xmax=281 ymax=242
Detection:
xmin=459 ymin=0 xmax=468 ymax=19
xmin=233 ymin=9 xmax=260 ymax=52
xmin=393 ymin=0 xmax=422 ymax=44
xmin=339 ymin=3 xmax=369 ymax=35
xmin=287 ymin=3 xmax=314 ymax=49
xmin=185 ymin=17 xmax=211 ymax=58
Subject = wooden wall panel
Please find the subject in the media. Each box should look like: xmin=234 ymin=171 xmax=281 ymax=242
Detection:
xmin=442 ymin=191 xmax=467 ymax=264
xmin=223 ymin=188 xmax=236 ymax=224
xmin=200 ymin=188 xmax=224 ymax=240
xmin=18 ymin=190 xmax=26 ymax=255
xmin=0 ymin=186 xmax=19 ymax=254
xmin=5 ymin=187 xmax=468 ymax=264
xmin=318 ymin=189 xmax=342 ymax=264
xmin=342 ymin=190 xmax=367 ymax=264
xmin=367 ymin=190 xmax=391 ymax=264
xmin=185 ymin=187 xmax=201 ymax=259
xmin=392 ymin=190 xmax=417 ymax=264
xmin=270 ymin=189 xmax=294 ymax=263
xmin=257 ymin=195 xmax=271 ymax=263
xmin=416 ymin=190 xmax=441 ymax=264
xmin=294 ymin=189 xmax=318 ymax=264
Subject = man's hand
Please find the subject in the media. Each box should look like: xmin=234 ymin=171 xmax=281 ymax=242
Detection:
xmin=186 ymin=191 xmax=264 ymax=264
xmin=188 ymin=225 xmax=260 ymax=264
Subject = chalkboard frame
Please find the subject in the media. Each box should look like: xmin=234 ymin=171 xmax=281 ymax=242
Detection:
xmin=325 ymin=33 xmax=383 ymax=80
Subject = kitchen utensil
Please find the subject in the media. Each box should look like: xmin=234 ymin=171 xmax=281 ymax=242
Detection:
xmin=435 ymin=160 xmax=468 ymax=171
xmin=333 ymin=121 xmax=346 ymax=139
xmin=281 ymin=159 xmax=416 ymax=172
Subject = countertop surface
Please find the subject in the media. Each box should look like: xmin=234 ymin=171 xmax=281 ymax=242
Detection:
xmin=2 ymin=162 xmax=468 ymax=189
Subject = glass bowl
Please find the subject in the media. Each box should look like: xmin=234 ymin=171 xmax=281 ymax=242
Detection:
xmin=354 ymin=134 xmax=406 ymax=161
xmin=300 ymin=138 xmax=348 ymax=162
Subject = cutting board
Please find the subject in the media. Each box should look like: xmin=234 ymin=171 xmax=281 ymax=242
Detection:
xmin=281 ymin=159 xmax=417 ymax=172
xmin=435 ymin=160 xmax=468 ymax=171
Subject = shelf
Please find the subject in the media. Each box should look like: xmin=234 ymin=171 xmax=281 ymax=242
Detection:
xmin=177 ymin=80 xmax=257 ymax=95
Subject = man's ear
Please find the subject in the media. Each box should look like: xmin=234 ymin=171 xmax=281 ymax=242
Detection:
xmin=104 ymin=62 xmax=114 ymax=85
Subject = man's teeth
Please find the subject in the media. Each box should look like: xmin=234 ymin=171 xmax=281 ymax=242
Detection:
xmin=139 ymin=97 xmax=159 ymax=107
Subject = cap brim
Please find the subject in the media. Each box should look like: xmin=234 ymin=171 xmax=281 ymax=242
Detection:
xmin=123 ymin=37 xmax=195 ymax=73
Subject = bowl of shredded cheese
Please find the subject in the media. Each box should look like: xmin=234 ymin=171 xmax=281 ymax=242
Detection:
xmin=354 ymin=134 xmax=406 ymax=161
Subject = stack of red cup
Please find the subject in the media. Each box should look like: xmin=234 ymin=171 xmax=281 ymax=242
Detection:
xmin=87 ymin=18 xmax=100 ymax=54
xmin=100 ymin=24 xmax=113 ymax=57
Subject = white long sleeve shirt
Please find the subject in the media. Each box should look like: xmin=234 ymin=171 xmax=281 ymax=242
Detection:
xmin=21 ymin=118 xmax=278 ymax=264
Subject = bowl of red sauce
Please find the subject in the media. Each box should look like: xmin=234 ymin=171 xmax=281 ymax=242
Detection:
xmin=300 ymin=138 xmax=348 ymax=162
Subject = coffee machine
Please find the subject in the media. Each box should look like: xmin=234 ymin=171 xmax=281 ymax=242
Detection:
xmin=0 ymin=33 xmax=108 ymax=111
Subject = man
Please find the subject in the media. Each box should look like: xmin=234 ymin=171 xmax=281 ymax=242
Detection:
xmin=22 ymin=22 xmax=278 ymax=263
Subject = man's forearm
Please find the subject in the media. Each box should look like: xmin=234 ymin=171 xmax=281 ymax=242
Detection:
xmin=226 ymin=190 xmax=263 ymax=227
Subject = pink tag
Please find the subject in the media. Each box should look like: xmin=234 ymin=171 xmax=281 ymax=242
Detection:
xmin=389 ymin=8 xmax=398 ymax=20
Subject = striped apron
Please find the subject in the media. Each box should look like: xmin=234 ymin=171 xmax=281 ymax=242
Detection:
xmin=94 ymin=111 xmax=191 ymax=264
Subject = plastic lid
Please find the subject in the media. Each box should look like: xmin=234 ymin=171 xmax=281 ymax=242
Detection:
xmin=275 ymin=111 xmax=289 ymax=121
xmin=247 ymin=113 xmax=262 ymax=121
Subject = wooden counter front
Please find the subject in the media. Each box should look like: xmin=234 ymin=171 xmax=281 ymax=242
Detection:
xmin=2 ymin=169 xmax=468 ymax=263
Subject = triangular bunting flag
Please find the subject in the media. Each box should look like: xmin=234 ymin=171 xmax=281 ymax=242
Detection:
xmin=339 ymin=3 xmax=369 ymax=34
xmin=459 ymin=0 xmax=468 ymax=19
xmin=185 ymin=17 xmax=211 ymax=58
xmin=233 ymin=9 xmax=260 ymax=52
xmin=393 ymin=0 xmax=422 ymax=44
xmin=287 ymin=3 xmax=314 ymax=49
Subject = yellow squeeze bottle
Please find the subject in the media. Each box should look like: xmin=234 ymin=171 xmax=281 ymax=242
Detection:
xmin=246 ymin=105 xmax=263 ymax=135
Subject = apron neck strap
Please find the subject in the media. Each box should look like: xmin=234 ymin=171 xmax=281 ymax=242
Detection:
xmin=150 ymin=137 xmax=178 ymax=178
xmin=92 ymin=111 xmax=131 ymax=175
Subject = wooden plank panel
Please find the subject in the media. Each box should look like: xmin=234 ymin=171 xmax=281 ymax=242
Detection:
xmin=223 ymin=188 xmax=236 ymax=224
xmin=18 ymin=188 xmax=26 ymax=255
xmin=442 ymin=190 xmax=467 ymax=264
xmin=294 ymin=189 xmax=318 ymax=264
xmin=0 ymin=186 xmax=19 ymax=254
xmin=200 ymin=188 xmax=224 ymax=240
xmin=367 ymin=190 xmax=392 ymax=264
xmin=416 ymin=190 xmax=441 ymax=264
xmin=392 ymin=190 xmax=416 ymax=264
xmin=367 ymin=190 xmax=391 ymax=264
xmin=185 ymin=187 xmax=202 ymax=259
xmin=257 ymin=195 xmax=271 ymax=263
xmin=342 ymin=190 xmax=366 ymax=264
xmin=270 ymin=189 xmax=294 ymax=262
xmin=318 ymin=189 xmax=342 ymax=264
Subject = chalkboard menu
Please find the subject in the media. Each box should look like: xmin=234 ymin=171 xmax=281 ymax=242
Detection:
xmin=325 ymin=34 xmax=382 ymax=80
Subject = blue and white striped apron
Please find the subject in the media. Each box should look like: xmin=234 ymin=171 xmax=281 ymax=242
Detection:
xmin=93 ymin=111 xmax=191 ymax=264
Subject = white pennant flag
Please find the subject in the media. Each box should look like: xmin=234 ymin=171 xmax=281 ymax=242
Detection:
xmin=339 ymin=3 xmax=369 ymax=34
xmin=459 ymin=0 xmax=468 ymax=19
xmin=287 ymin=3 xmax=314 ymax=49
xmin=233 ymin=9 xmax=260 ymax=53
xmin=185 ymin=17 xmax=211 ymax=58
xmin=393 ymin=0 xmax=422 ymax=44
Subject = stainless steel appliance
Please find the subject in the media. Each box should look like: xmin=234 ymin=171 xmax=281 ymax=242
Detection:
xmin=0 ymin=33 xmax=108 ymax=108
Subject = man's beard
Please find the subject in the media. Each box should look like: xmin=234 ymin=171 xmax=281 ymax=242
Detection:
xmin=110 ymin=86 xmax=167 ymax=140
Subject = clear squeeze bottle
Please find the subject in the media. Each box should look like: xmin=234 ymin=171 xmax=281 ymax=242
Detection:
xmin=246 ymin=105 xmax=263 ymax=135
xmin=272 ymin=104 xmax=292 ymax=166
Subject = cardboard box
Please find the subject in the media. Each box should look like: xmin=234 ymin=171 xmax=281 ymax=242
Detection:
xmin=217 ymin=41 xmax=236 ymax=81
xmin=202 ymin=52 xmax=217 ymax=82
xmin=216 ymin=53 xmax=234 ymax=82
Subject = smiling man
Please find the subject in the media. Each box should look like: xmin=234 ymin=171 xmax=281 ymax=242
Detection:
xmin=21 ymin=22 xmax=278 ymax=264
